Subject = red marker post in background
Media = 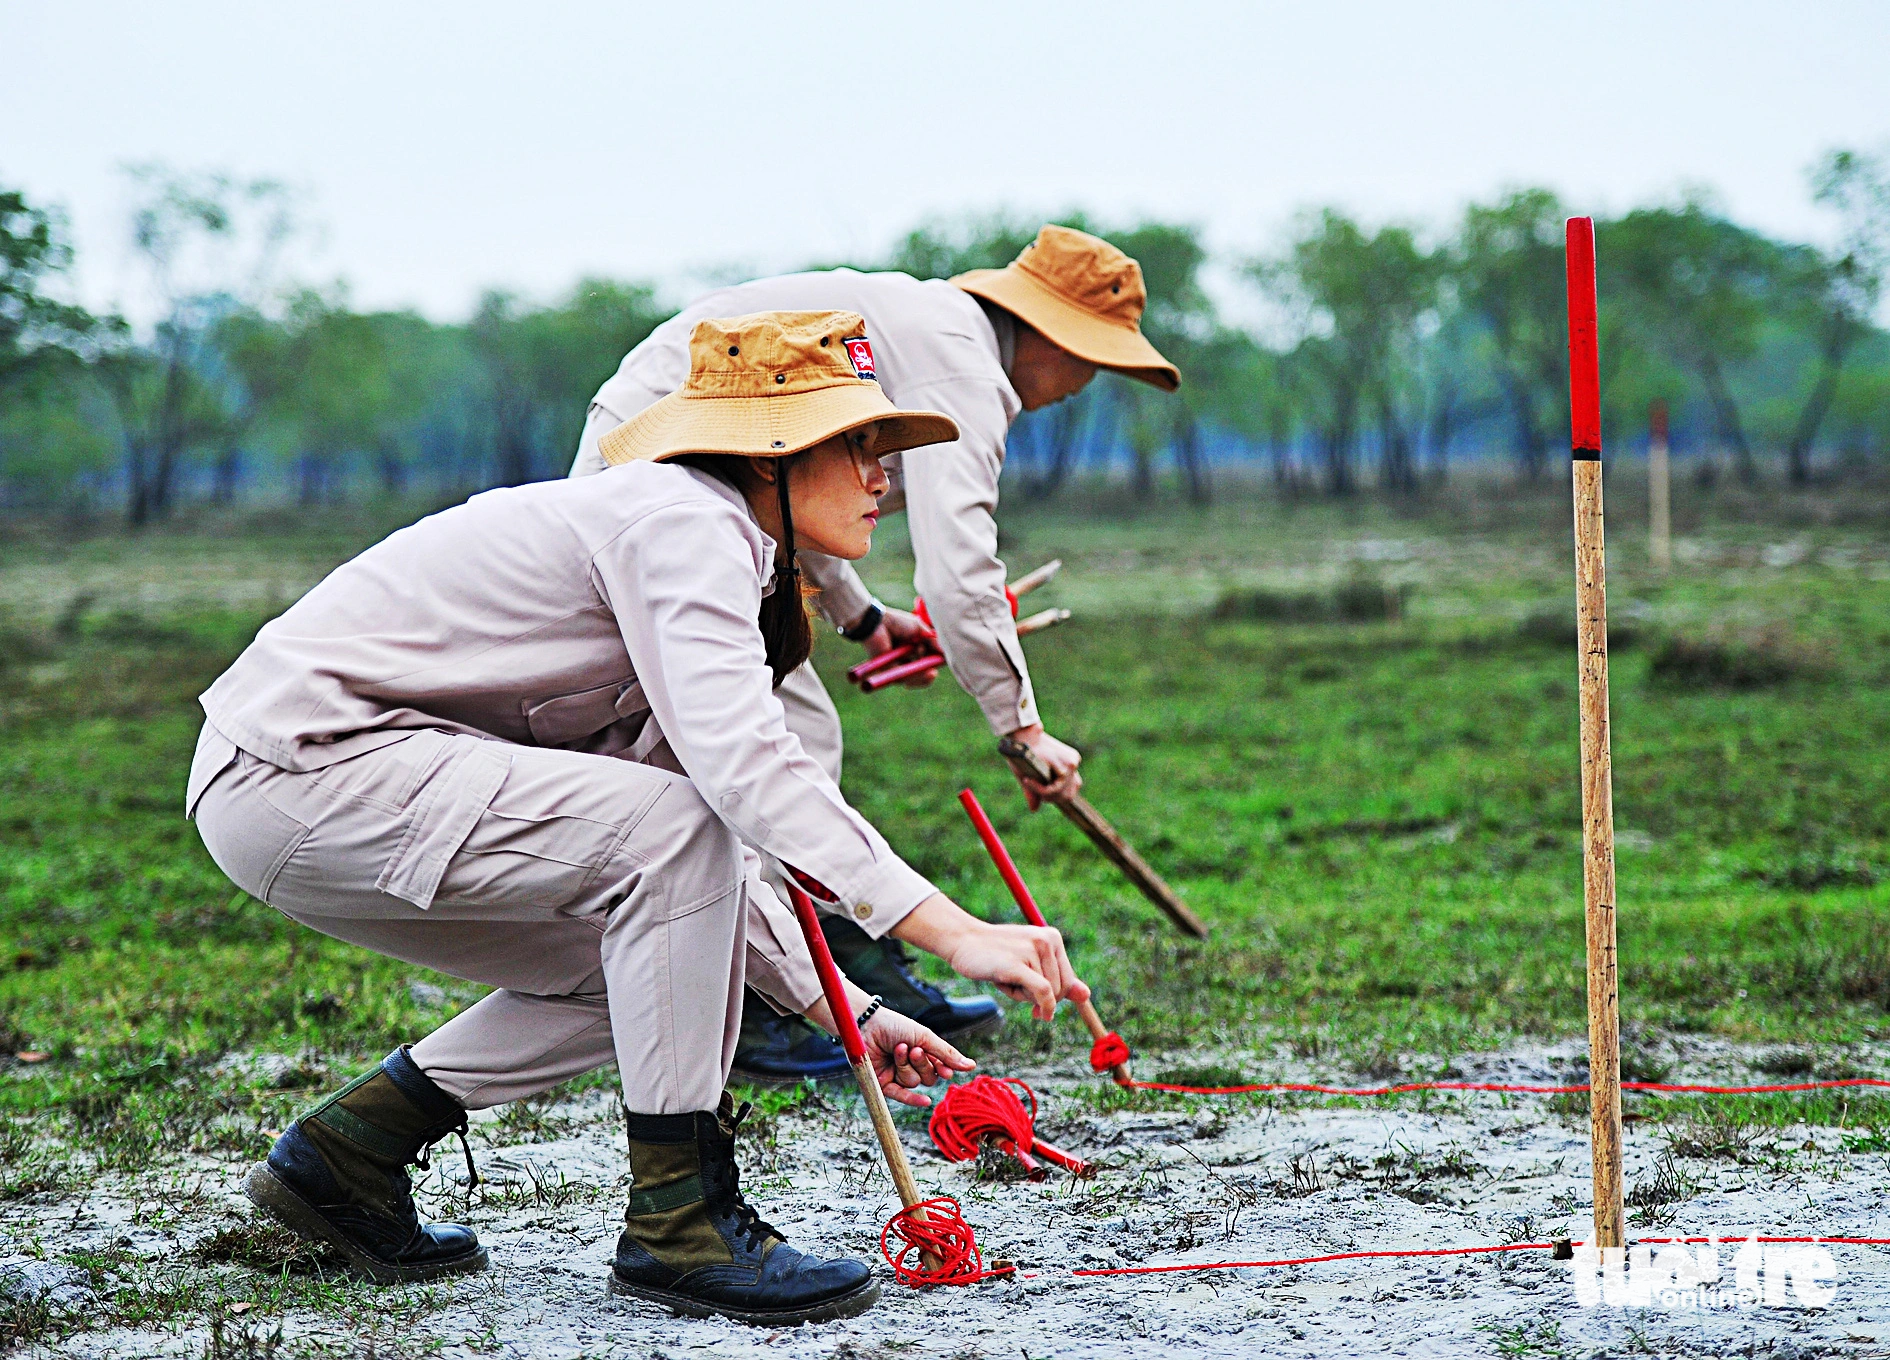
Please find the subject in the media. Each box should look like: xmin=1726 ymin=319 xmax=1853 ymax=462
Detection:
xmin=1565 ymin=217 xmax=1625 ymax=1253
xmin=1648 ymin=399 xmax=1672 ymax=572
xmin=957 ymin=788 xmax=1133 ymax=1086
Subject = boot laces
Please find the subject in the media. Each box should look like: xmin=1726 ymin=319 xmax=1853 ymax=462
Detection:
xmin=412 ymin=1116 xmax=481 ymax=1191
xmin=721 ymin=1102 xmax=781 ymax=1251
xmin=731 ymin=1196 xmax=781 ymax=1253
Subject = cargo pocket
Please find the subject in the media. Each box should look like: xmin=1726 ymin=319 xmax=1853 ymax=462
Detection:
xmin=376 ymin=736 xmax=513 ymax=910
xmin=431 ymin=754 xmax=662 ymax=912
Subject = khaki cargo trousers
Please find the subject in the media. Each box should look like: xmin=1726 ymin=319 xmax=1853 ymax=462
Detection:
xmin=191 ymin=723 xmax=769 ymax=1116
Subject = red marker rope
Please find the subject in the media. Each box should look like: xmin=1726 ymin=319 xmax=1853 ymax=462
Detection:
xmin=1106 ymin=1074 xmax=1890 ymax=1098
xmin=1072 ymin=1235 xmax=1890 ymax=1278
xmin=949 ymin=796 xmax=1889 ymax=1102
xmin=1076 ymin=1242 xmax=1556 ymax=1276
xmin=1639 ymin=1235 xmax=1890 ymax=1247
xmin=928 ymin=1076 xmax=1093 ymax=1179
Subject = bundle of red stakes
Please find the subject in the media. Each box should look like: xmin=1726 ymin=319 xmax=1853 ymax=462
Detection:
xmin=844 ymin=590 xmax=1013 ymax=693
xmin=846 ymin=562 xmax=1068 ymax=694
xmin=928 ymin=1076 xmax=1094 ymax=1180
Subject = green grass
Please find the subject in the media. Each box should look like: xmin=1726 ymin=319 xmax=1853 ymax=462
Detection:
xmin=0 ymin=481 xmax=1888 ymax=1141
xmin=845 ymin=607 xmax=1890 ymax=1060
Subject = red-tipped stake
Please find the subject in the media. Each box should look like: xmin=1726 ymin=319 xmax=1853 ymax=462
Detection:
xmin=786 ymin=882 xmax=1008 ymax=1287
xmin=860 ymin=654 xmax=947 ymax=692
xmin=786 ymin=882 xmax=944 ymax=1276
xmin=957 ymin=789 xmax=1134 ymax=1086
xmin=846 ymin=644 xmax=923 ymax=685
xmin=1565 ymin=216 xmax=1625 ymax=1253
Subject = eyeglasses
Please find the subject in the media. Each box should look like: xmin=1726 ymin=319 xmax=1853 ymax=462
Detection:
xmin=844 ymin=428 xmax=886 ymax=491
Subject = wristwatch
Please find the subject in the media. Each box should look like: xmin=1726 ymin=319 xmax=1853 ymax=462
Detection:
xmin=839 ymin=599 xmax=885 ymax=642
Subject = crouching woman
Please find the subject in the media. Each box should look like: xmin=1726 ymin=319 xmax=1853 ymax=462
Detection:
xmin=187 ymin=311 xmax=1089 ymax=1325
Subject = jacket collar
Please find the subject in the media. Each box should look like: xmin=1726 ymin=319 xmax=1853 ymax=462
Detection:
xmin=677 ymin=464 xmax=781 ymax=597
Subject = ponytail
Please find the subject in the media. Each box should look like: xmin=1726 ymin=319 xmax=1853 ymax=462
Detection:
xmin=756 ymin=565 xmax=815 ymax=688
xmin=671 ymin=453 xmax=814 ymax=688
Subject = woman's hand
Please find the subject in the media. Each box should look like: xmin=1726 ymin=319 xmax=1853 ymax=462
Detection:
xmin=861 ymin=1007 xmax=975 ymax=1108
xmin=891 ymin=893 xmax=1090 ymax=1022
xmin=802 ymin=978 xmax=975 ymax=1108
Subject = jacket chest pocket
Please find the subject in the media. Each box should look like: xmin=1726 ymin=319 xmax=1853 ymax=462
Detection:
xmin=522 ymin=679 xmax=649 ymax=748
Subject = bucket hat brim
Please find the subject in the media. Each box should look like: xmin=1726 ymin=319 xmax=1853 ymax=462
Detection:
xmin=599 ymin=382 xmax=959 ymax=467
xmin=953 ymin=267 xmax=1181 ymax=392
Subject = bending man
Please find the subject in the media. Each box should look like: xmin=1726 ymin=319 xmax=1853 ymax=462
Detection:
xmin=571 ymin=227 xmax=1179 ymax=1082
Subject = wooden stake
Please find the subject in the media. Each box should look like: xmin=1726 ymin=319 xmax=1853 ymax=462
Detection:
xmin=1008 ymin=558 xmax=1063 ymax=597
xmin=785 ymin=881 xmax=941 ymax=1273
xmin=997 ymin=737 xmax=1210 ymax=940
xmin=1648 ymin=400 xmax=1672 ymax=572
xmin=957 ymin=788 xmax=1133 ymax=1084
xmin=1015 ymin=607 xmax=1072 ymax=636
xmin=1565 ymin=216 xmax=1625 ymax=1251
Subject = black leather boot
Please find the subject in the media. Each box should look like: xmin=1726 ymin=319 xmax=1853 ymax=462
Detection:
xmin=612 ymin=1096 xmax=877 ymax=1325
xmin=821 ymin=917 xmax=1003 ymax=1042
xmin=245 ymin=1045 xmax=486 ymax=1283
xmin=728 ymin=989 xmax=852 ymax=1086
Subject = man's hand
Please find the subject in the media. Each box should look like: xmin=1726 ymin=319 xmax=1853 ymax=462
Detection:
xmin=891 ymin=893 xmax=1090 ymax=1022
xmin=1006 ymin=723 xmax=1083 ymax=810
xmin=859 ymin=606 xmax=938 ymax=688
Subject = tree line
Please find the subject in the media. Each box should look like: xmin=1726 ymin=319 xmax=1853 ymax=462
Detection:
xmin=1 ymin=154 xmax=1886 ymax=523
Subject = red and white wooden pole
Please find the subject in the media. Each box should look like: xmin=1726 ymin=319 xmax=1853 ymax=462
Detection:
xmin=1565 ymin=216 xmax=1625 ymax=1251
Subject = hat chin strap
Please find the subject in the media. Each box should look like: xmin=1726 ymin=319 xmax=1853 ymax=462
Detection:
xmin=775 ymin=460 xmax=800 ymax=585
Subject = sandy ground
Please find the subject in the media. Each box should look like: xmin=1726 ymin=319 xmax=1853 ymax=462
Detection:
xmin=6 ymin=1038 xmax=1888 ymax=1359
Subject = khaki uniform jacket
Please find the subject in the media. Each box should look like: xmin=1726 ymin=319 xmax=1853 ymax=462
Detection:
xmin=197 ymin=463 xmax=937 ymax=994
xmin=571 ymin=270 xmax=1038 ymax=736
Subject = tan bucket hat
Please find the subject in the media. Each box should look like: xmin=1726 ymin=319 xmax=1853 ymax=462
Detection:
xmin=952 ymin=225 xmax=1181 ymax=392
xmin=598 ymin=311 xmax=959 ymax=466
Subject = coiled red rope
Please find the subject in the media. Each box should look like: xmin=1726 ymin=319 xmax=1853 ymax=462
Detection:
xmin=1089 ymin=1032 xmax=1132 ymax=1073
xmin=880 ymin=1196 xmax=1013 ymax=1286
xmin=785 ymin=880 xmax=1013 ymax=1291
xmin=928 ymin=1076 xmax=1093 ymax=1178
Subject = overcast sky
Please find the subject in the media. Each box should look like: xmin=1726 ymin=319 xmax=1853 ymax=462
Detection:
xmin=7 ymin=1 xmax=1888 ymax=324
